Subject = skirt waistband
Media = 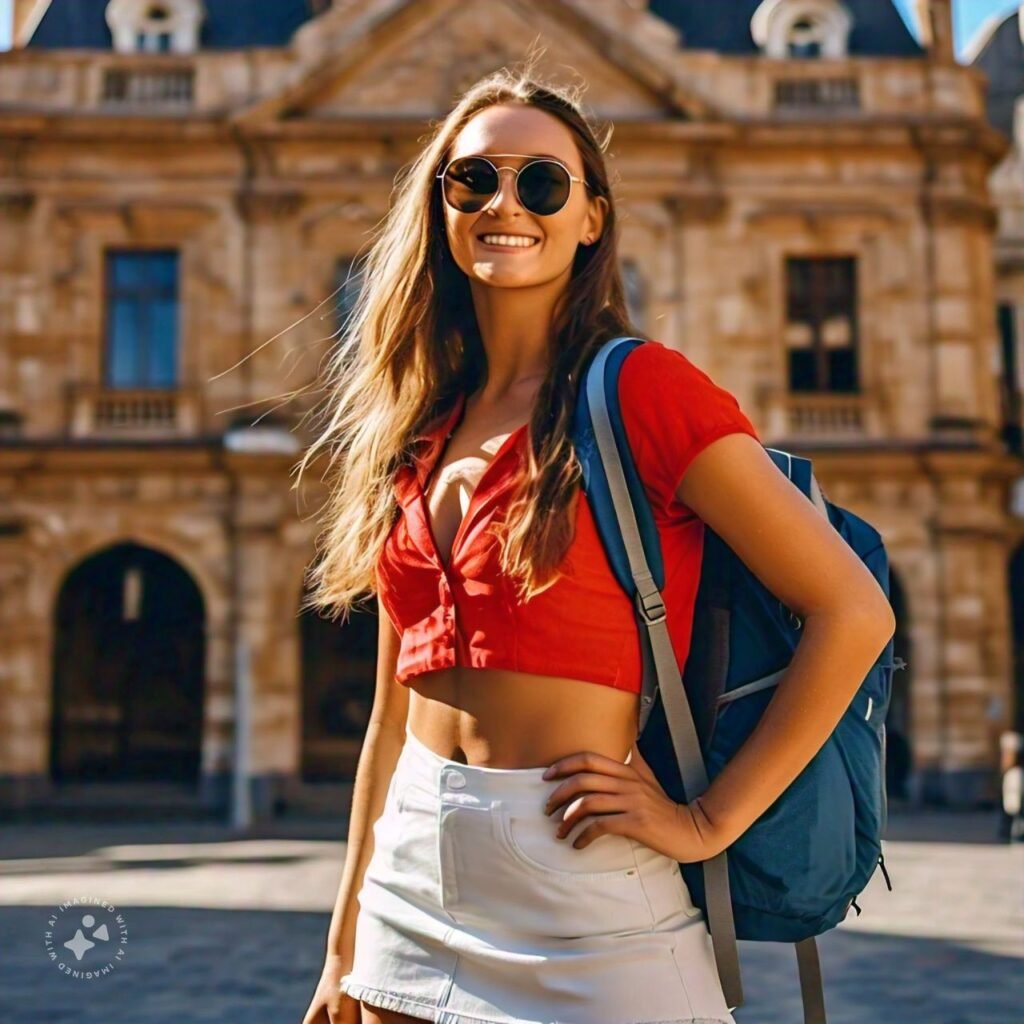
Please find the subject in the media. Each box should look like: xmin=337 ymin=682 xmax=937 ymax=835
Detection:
xmin=400 ymin=725 xmax=557 ymax=810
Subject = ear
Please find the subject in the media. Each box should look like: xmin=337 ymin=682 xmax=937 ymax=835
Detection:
xmin=582 ymin=194 xmax=609 ymax=246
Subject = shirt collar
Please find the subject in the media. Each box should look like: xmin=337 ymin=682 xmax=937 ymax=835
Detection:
xmin=395 ymin=392 xmax=467 ymax=502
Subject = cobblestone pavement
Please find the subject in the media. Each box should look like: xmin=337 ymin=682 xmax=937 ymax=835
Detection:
xmin=0 ymin=809 xmax=1020 ymax=1024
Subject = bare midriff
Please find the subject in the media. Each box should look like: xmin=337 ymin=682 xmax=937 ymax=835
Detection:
xmin=406 ymin=666 xmax=639 ymax=768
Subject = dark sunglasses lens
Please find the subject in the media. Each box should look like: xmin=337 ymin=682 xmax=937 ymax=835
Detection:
xmin=518 ymin=160 xmax=571 ymax=215
xmin=443 ymin=157 xmax=498 ymax=212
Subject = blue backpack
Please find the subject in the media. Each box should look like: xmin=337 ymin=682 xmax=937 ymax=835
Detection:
xmin=571 ymin=336 xmax=899 ymax=1024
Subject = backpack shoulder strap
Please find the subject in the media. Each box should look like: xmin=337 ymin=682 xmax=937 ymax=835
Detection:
xmin=582 ymin=341 xmax=831 ymax=1024
xmin=579 ymin=336 xmax=745 ymax=1015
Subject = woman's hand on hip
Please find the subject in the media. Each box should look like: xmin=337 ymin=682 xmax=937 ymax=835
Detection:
xmin=542 ymin=743 xmax=722 ymax=864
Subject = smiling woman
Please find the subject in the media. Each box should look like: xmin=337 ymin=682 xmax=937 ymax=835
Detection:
xmin=295 ymin=51 xmax=892 ymax=1024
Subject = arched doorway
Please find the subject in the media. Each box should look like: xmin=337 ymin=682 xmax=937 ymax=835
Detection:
xmin=299 ymin=591 xmax=378 ymax=782
xmin=886 ymin=568 xmax=913 ymax=800
xmin=50 ymin=543 xmax=205 ymax=783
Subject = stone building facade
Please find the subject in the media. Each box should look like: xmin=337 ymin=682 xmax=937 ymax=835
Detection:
xmin=971 ymin=6 xmax=1024 ymax=752
xmin=0 ymin=0 xmax=1019 ymax=818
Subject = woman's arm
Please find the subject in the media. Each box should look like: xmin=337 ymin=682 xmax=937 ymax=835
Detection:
xmin=325 ymin=597 xmax=410 ymax=962
xmin=676 ymin=432 xmax=896 ymax=854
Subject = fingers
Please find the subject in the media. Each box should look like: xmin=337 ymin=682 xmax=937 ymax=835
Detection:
xmin=542 ymin=749 xmax=635 ymax=781
xmin=567 ymin=810 xmax=630 ymax=850
xmin=551 ymin=792 xmax=630 ymax=840
xmin=544 ymin=771 xmax=628 ymax=816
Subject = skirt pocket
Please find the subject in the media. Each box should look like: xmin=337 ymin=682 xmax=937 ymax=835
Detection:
xmin=466 ymin=801 xmax=659 ymax=939
xmin=498 ymin=805 xmax=640 ymax=880
xmin=500 ymin=804 xmax=704 ymax=929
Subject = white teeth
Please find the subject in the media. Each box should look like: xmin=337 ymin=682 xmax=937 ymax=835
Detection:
xmin=480 ymin=235 xmax=538 ymax=248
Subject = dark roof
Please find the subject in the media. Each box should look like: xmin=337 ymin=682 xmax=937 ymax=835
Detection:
xmin=969 ymin=10 xmax=1024 ymax=140
xmin=648 ymin=0 xmax=924 ymax=57
xmin=25 ymin=0 xmax=925 ymax=56
xmin=27 ymin=0 xmax=316 ymax=50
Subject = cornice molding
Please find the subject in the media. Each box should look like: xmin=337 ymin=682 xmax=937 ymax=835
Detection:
xmin=233 ymin=189 xmax=305 ymax=223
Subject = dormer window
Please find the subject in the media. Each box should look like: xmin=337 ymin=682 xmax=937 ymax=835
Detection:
xmin=136 ymin=31 xmax=172 ymax=52
xmin=787 ymin=17 xmax=825 ymax=58
xmin=752 ymin=0 xmax=853 ymax=60
xmin=106 ymin=0 xmax=205 ymax=55
xmin=136 ymin=5 xmax=173 ymax=53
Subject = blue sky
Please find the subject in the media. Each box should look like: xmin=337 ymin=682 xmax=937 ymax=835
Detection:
xmin=0 ymin=1 xmax=1019 ymax=59
xmin=894 ymin=0 xmax=1020 ymax=56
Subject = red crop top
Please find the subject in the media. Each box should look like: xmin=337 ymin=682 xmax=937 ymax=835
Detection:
xmin=375 ymin=339 xmax=761 ymax=693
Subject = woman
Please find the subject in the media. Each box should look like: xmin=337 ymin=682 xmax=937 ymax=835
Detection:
xmin=298 ymin=63 xmax=895 ymax=1024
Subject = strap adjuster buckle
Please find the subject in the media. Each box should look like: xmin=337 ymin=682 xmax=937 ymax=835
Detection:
xmin=635 ymin=588 xmax=667 ymax=625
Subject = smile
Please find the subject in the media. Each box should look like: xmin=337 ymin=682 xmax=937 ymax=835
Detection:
xmin=478 ymin=234 xmax=540 ymax=249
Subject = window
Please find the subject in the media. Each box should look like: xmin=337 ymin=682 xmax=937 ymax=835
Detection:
xmin=787 ymin=16 xmax=825 ymax=58
xmin=784 ymin=256 xmax=858 ymax=393
xmin=751 ymin=0 xmax=853 ymax=60
xmin=998 ymin=303 xmax=1023 ymax=455
xmin=136 ymin=29 xmax=173 ymax=53
xmin=106 ymin=0 xmax=204 ymax=55
xmin=104 ymin=250 xmax=179 ymax=388
xmin=138 ymin=4 xmax=171 ymax=50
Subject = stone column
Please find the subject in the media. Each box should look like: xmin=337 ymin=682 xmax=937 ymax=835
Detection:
xmin=917 ymin=457 xmax=1017 ymax=806
xmin=220 ymin=449 xmax=304 ymax=821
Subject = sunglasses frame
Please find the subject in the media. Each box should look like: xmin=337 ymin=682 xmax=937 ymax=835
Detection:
xmin=434 ymin=153 xmax=591 ymax=216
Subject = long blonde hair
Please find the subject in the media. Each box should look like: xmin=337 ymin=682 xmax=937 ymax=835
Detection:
xmin=296 ymin=59 xmax=643 ymax=621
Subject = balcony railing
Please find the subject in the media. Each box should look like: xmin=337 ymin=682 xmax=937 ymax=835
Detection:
xmin=774 ymin=76 xmax=861 ymax=113
xmin=101 ymin=67 xmax=194 ymax=108
xmin=762 ymin=389 xmax=878 ymax=441
xmin=67 ymin=385 xmax=203 ymax=440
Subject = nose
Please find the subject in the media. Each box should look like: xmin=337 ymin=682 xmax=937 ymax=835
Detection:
xmin=481 ymin=166 xmax=523 ymax=215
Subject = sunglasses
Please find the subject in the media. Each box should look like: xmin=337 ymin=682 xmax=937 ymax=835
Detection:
xmin=435 ymin=153 xmax=590 ymax=217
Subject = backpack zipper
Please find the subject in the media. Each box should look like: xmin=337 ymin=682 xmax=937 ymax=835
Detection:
xmin=878 ymin=850 xmax=893 ymax=891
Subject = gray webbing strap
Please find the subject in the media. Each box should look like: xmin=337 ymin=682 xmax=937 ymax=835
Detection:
xmin=716 ymin=666 xmax=788 ymax=706
xmin=809 ymin=474 xmax=829 ymax=519
xmin=769 ymin=446 xmax=830 ymax=522
xmin=585 ymin=340 xmax=744 ymax=1014
xmin=797 ymin=937 xmax=826 ymax=1024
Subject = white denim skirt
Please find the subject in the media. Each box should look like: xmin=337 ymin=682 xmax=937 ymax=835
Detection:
xmin=339 ymin=725 xmax=735 ymax=1024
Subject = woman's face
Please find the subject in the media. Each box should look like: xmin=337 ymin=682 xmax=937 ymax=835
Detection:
xmin=440 ymin=103 xmax=607 ymax=290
